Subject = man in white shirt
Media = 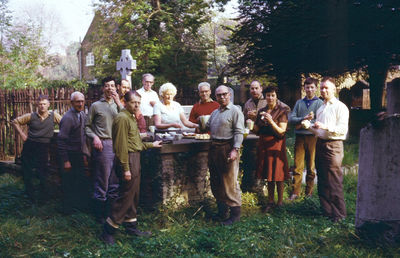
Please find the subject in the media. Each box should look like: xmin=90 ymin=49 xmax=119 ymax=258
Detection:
xmin=310 ymin=76 xmax=349 ymax=222
xmin=136 ymin=73 xmax=160 ymax=127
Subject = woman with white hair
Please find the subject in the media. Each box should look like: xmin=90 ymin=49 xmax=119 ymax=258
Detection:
xmin=153 ymin=82 xmax=199 ymax=130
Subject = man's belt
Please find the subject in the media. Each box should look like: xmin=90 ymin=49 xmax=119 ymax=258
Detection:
xmin=211 ymin=138 xmax=232 ymax=145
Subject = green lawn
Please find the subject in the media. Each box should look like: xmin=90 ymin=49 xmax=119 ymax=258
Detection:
xmin=1 ymin=172 xmax=399 ymax=257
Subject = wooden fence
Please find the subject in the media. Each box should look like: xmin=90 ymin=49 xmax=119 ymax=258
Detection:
xmin=0 ymin=87 xmax=105 ymax=161
xmin=0 ymin=86 xmax=198 ymax=161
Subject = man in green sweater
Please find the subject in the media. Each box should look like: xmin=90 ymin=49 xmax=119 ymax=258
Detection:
xmin=100 ymin=90 xmax=162 ymax=245
xmin=288 ymin=77 xmax=323 ymax=200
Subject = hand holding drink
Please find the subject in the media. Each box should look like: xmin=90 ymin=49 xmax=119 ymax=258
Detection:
xmin=246 ymin=119 xmax=254 ymax=130
xmin=304 ymin=111 xmax=314 ymax=120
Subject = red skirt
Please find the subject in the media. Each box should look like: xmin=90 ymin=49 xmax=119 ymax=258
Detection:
xmin=256 ymin=135 xmax=289 ymax=182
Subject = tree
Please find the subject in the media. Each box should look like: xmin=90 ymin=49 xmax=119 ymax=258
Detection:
xmin=43 ymin=42 xmax=80 ymax=80
xmin=0 ymin=0 xmax=59 ymax=89
xmin=347 ymin=1 xmax=400 ymax=111
xmin=91 ymin=0 xmax=229 ymax=89
xmin=200 ymin=16 xmax=239 ymax=86
xmin=230 ymin=0 xmax=400 ymax=110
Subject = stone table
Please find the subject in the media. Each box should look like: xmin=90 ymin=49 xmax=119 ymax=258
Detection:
xmin=139 ymin=134 xmax=259 ymax=208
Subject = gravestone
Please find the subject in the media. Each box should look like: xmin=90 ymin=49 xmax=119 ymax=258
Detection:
xmin=386 ymin=78 xmax=400 ymax=115
xmin=116 ymin=49 xmax=136 ymax=88
xmin=355 ymin=79 xmax=400 ymax=244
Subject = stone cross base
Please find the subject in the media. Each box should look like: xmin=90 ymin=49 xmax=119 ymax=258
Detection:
xmin=356 ymin=115 xmax=400 ymax=244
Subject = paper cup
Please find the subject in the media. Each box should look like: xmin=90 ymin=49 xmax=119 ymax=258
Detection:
xmin=246 ymin=120 xmax=254 ymax=130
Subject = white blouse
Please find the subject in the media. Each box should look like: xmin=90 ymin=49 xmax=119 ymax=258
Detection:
xmin=153 ymin=101 xmax=184 ymax=129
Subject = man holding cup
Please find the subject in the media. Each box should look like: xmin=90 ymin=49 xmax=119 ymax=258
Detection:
xmin=288 ymin=77 xmax=323 ymax=200
xmin=189 ymin=82 xmax=219 ymax=132
xmin=241 ymin=80 xmax=267 ymax=192
xmin=243 ymin=81 xmax=267 ymax=130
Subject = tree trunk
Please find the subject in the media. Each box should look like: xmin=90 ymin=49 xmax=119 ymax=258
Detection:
xmin=368 ymin=64 xmax=387 ymax=112
xmin=277 ymin=74 xmax=301 ymax=108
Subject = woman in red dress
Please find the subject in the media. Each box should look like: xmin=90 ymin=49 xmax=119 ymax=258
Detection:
xmin=254 ymin=86 xmax=290 ymax=212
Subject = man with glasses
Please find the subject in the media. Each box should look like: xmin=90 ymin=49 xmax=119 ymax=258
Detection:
xmin=189 ymin=82 xmax=219 ymax=131
xmin=58 ymin=92 xmax=89 ymax=214
xmin=206 ymin=85 xmax=244 ymax=225
xmin=137 ymin=73 xmax=160 ymax=128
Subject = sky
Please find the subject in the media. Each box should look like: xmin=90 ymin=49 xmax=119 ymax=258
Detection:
xmin=8 ymin=0 xmax=238 ymax=54
xmin=8 ymin=0 xmax=97 ymax=53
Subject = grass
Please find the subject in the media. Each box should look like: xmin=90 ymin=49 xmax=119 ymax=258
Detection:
xmin=1 ymin=171 xmax=399 ymax=257
xmin=0 ymin=133 xmax=384 ymax=257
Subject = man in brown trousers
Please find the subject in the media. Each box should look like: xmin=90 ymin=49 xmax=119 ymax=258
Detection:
xmin=100 ymin=90 xmax=162 ymax=245
xmin=206 ymin=85 xmax=244 ymax=225
xmin=288 ymin=77 xmax=323 ymax=200
xmin=310 ymin=77 xmax=349 ymax=222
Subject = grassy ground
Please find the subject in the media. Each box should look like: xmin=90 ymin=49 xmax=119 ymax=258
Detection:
xmin=1 ymin=172 xmax=399 ymax=257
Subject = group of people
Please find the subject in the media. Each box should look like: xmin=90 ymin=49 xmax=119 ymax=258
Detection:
xmin=12 ymin=74 xmax=349 ymax=245
xmin=243 ymin=77 xmax=349 ymax=223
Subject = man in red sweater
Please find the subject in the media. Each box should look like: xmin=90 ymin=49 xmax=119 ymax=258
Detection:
xmin=189 ymin=82 xmax=219 ymax=127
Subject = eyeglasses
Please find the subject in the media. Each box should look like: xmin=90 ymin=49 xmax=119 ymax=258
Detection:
xmin=216 ymin=92 xmax=229 ymax=98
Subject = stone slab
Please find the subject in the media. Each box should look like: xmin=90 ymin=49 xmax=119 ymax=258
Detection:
xmin=356 ymin=115 xmax=400 ymax=225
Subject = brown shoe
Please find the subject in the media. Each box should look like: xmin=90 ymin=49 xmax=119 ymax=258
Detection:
xmin=221 ymin=206 xmax=241 ymax=226
xmin=288 ymin=194 xmax=299 ymax=201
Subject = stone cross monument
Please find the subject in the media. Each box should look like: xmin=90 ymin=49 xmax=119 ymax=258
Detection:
xmin=116 ymin=49 xmax=136 ymax=88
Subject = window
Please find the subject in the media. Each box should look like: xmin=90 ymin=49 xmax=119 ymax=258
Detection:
xmin=86 ymin=52 xmax=94 ymax=66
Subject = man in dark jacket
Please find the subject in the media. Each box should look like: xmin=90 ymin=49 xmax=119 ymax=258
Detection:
xmin=57 ymin=91 xmax=89 ymax=214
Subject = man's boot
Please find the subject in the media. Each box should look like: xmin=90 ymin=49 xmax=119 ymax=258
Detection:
xmin=212 ymin=202 xmax=229 ymax=222
xmin=124 ymin=221 xmax=152 ymax=237
xmin=100 ymin=221 xmax=117 ymax=245
xmin=221 ymin=206 xmax=241 ymax=226
xmin=93 ymin=200 xmax=106 ymax=224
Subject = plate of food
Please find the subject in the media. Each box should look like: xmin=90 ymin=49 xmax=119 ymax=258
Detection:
xmin=195 ymin=133 xmax=211 ymax=140
xmin=182 ymin=132 xmax=196 ymax=138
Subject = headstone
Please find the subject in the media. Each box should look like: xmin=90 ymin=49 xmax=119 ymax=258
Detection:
xmin=116 ymin=49 xmax=136 ymax=88
xmin=386 ymin=78 xmax=400 ymax=115
xmin=355 ymin=79 xmax=400 ymax=244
